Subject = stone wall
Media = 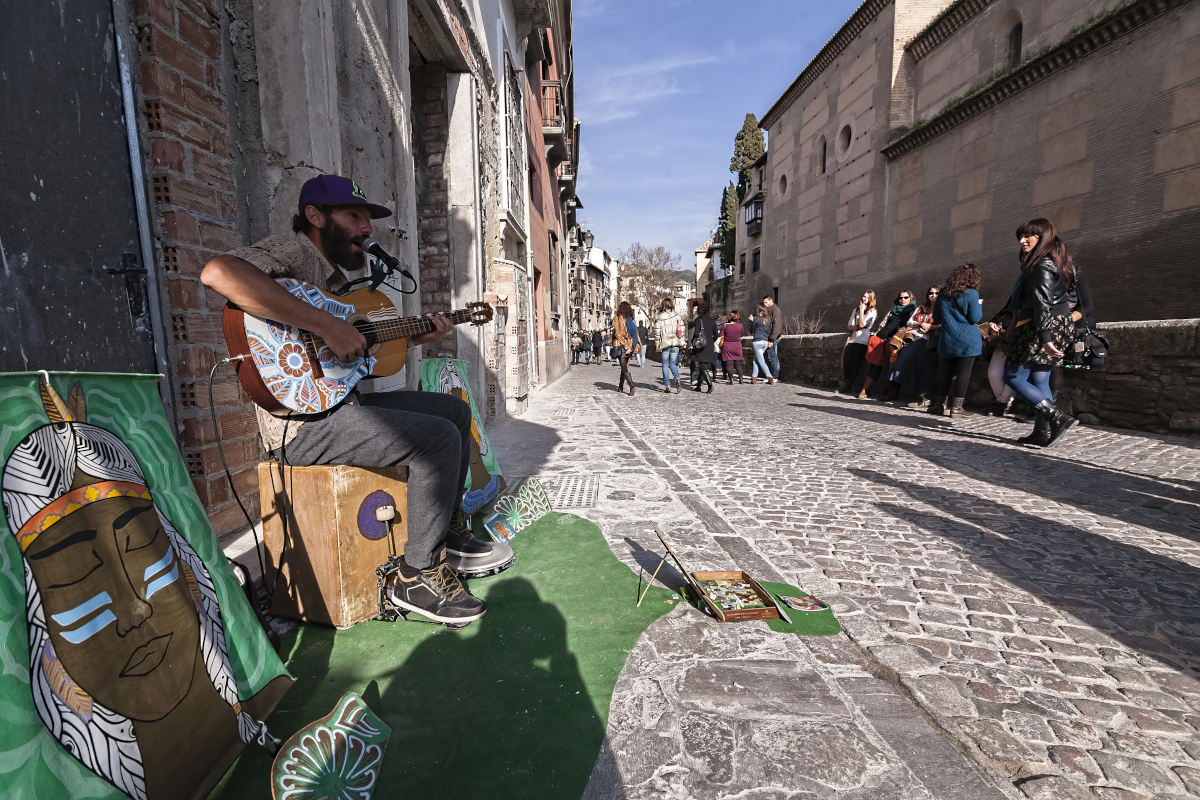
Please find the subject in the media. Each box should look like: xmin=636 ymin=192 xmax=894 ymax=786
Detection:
xmin=765 ymin=319 xmax=1200 ymax=435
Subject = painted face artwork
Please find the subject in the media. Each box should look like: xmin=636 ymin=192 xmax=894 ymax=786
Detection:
xmin=2 ymin=376 xmax=280 ymax=800
xmin=25 ymin=494 xmax=201 ymax=721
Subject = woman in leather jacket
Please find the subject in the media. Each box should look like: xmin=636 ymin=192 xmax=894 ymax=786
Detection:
xmin=1001 ymin=217 xmax=1079 ymax=446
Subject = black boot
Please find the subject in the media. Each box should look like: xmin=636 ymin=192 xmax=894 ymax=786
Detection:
xmin=927 ymin=396 xmax=946 ymax=416
xmin=1018 ymin=406 xmax=1052 ymax=446
xmin=990 ymin=401 xmax=1008 ymax=417
xmin=1038 ymin=399 xmax=1078 ymax=446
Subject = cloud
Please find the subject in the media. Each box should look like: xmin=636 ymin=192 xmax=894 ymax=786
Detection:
xmin=580 ymin=48 xmax=731 ymax=124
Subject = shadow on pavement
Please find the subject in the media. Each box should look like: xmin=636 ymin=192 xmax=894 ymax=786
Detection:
xmin=901 ymin=436 xmax=1200 ymax=541
xmin=854 ymin=469 xmax=1200 ymax=676
xmin=485 ymin=414 xmax=562 ymax=479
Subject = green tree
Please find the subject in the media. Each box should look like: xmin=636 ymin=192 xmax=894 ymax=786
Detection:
xmin=716 ymin=181 xmax=738 ymax=273
xmin=730 ymin=113 xmax=765 ymax=201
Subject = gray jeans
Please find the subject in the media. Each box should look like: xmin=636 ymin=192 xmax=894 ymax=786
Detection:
xmin=276 ymin=390 xmax=472 ymax=569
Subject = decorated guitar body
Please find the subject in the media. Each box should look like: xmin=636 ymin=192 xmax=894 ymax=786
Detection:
xmin=222 ymin=278 xmax=492 ymax=413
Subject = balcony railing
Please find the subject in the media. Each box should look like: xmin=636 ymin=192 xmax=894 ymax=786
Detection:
xmin=542 ymin=80 xmax=564 ymax=131
xmin=746 ymin=218 xmax=762 ymax=237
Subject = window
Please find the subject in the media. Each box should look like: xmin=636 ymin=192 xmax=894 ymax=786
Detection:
xmin=818 ymin=136 xmax=827 ymax=174
xmin=778 ymin=174 xmax=788 ymax=195
xmin=1008 ymin=22 xmax=1023 ymax=66
xmin=752 ymin=249 xmax=761 ymax=273
xmin=836 ymin=124 xmax=852 ymax=159
xmin=744 ymin=200 xmax=763 ymax=237
xmin=549 ymin=233 xmax=559 ymax=312
xmin=739 ymin=254 xmax=746 ymax=276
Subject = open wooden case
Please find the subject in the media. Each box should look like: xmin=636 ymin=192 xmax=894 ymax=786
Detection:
xmin=690 ymin=570 xmax=781 ymax=623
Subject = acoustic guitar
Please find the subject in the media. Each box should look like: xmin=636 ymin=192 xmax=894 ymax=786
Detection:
xmin=222 ymin=278 xmax=493 ymax=413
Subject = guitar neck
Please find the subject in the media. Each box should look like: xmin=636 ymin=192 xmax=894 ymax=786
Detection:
xmin=350 ymin=307 xmax=478 ymax=344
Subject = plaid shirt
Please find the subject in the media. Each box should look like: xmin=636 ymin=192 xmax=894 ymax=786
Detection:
xmin=225 ymin=233 xmax=353 ymax=451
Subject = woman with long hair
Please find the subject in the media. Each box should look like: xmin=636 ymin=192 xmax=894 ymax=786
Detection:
xmin=839 ymin=290 xmax=877 ymax=394
xmin=1003 ymin=218 xmax=1079 ymax=446
xmin=748 ymin=305 xmax=773 ymax=384
xmin=889 ymin=285 xmax=939 ymax=406
xmin=860 ymin=288 xmax=916 ymax=398
xmin=651 ymin=296 xmax=685 ymax=393
xmin=688 ymin=299 xmax=718 ymax=393
xmin=928 ymin=263 xmax=983 ymax=417
xmin=612 ymin=301 xmax=640 ymax=396
xmin=719 ymin=310 xmax=745 ymax=384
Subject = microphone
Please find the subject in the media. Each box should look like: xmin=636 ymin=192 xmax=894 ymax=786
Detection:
xmin=361 ymin=237 xmax=415 ymax=281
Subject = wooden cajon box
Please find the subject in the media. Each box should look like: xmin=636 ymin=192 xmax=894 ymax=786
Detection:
xmin=259 ymin=462 xmax=408 ymax=628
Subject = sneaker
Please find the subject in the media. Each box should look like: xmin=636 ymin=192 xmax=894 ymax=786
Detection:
xmin=445 ymin=511 xmax=493 ymax=558
xmin=386 ymin=559 xmax=486 ymax=624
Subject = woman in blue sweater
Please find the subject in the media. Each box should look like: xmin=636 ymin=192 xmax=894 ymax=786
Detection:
xmin=928 ymin=262 xmax=983 ymax=417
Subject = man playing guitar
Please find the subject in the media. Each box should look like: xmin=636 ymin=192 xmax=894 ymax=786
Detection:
xmin=201 ymin=174 xmax=490 ymax=626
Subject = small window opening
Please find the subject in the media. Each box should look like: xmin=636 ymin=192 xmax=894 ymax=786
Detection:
xmin=1008 ymin=22 xmax=1023 ymax=67
xmin=818 ymin=137 xmax=827 ymax=174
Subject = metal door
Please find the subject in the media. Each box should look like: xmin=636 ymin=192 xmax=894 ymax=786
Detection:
xmin=0 ymin=0 xmax=160 ymax=374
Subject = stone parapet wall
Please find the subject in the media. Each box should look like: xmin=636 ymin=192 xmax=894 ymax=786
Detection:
xmin=762 ymin=319 xmax=1200 ymax=435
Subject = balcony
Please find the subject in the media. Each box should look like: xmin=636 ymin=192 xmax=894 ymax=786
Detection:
xmin=746 ymin=218 xmax=762 ymax=237
xmin=542 ymin=79 xmax=568 ymax=164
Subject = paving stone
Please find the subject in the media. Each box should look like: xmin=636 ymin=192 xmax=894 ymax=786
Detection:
xmin=1048 ymin=744 xmax=1104 ymax=782
xmin=1091 ymin=751 xmax=1181 ymax=794
xmin=489 ymin=372 xmax=1200 ymax=800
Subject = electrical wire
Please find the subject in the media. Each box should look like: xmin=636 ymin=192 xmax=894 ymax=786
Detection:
xmin=207 ymin=355 xmax=270 ymax=606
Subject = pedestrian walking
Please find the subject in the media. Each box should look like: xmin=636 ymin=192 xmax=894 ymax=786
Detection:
xmin=762 ymin=296 xmax=784 ymax=381
xmin=612 ymin=301 xmax=640 ymax=396
xmin=927 ymin=263 xmax=983 ymax=418
xmin=749 ymin=305 xmax=773 ymax=384
xmin=636 ymin=320 xmax=649 ymax=367
xmin=1003 ymin=217 xmax=1080 ymax=446
xmin=591 ymin=329 xmax=602 ymax=365
xmin=652 ymin=297 xmax=685 ymax=393
xmin=688 ymin=299 xmax=717 ymax=393
xmin=720 ymin=311 xmax=745 ymax=384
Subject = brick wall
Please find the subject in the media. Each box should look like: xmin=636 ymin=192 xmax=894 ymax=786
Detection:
xmin=412 ymin=64 xmax=457 ymax=360
xmin=883 ymin=1 xmax=1200 ymax=325
xmin=768 ymin=319 xmax=1200 ymax=435
xmin=135 ymin=0 xmax=259 ymax=537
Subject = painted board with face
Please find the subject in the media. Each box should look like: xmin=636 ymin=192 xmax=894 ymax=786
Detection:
xmin=0 ymin=372 xmax=292 ymax=799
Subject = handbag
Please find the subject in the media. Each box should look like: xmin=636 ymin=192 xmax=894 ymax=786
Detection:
xmin=609 ymin=344 xmax=625 ymax=360
xmin=675 ymin=319 xmax=684 ymax=339
xmin=864 ymin=334 xmax=888 ymax=367
xmin=690 ymin=324 xmax=706 ymax=352
xmin=1064 ymin=324 xmax=1108 ymax=370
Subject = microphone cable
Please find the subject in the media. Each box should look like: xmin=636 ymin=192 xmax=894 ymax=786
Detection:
xmin=207 ymin=355 xmax=272 ymax=612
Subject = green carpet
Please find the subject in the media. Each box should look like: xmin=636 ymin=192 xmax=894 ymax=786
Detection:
xmin=211 ymin=512 xmax=677 ymax=799
xmin=759 ymin=580 xmax=842 ymax=636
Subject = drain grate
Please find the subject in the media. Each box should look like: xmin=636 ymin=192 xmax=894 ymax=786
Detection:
xmin=539 ymin=474 xmax=599 ymax=509
xmin=553 ymin=408 xmax=576 ymax=418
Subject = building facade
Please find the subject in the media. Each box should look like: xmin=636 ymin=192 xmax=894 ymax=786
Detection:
xmin=758 ymin=0 xmax=1200 ymax=328
xmin=0 ymin=0 xmax=578 ymax=538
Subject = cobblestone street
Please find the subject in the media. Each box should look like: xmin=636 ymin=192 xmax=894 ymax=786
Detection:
xmin=489 ymin=363 xmax=1200 ymax=800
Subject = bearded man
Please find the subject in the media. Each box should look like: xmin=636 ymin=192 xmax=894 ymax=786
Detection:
xmin=201 ymin=175 xmax=490 ymax=626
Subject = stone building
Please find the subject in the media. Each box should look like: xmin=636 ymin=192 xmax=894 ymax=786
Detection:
xmin=568 ymin=228 xmax=615 ymax=332
xmin=757 ymin=0 xmax=1200 ymax=328
xmin=0 ymin=0 xmax=578 ymax=538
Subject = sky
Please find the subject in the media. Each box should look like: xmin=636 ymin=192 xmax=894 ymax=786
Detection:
xmin=572 ymin=0 xmax=862 ymax=271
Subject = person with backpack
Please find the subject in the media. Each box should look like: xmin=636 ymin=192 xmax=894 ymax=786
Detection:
xmin=652 ymin=297 xmax=685 ymax=393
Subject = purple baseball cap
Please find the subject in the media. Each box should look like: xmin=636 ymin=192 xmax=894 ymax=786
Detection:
xmin=297 ymin=174 xmax=392 ymax=219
